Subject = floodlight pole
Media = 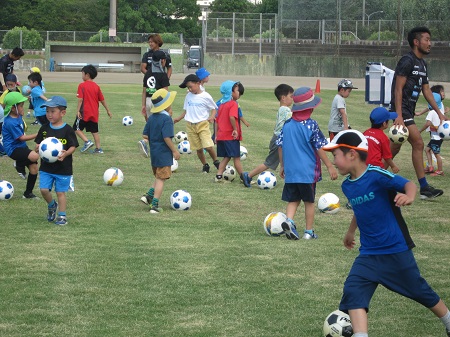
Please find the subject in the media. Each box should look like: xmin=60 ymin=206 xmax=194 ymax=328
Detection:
xmin=109 ymin=0 xmax=117 ymax=42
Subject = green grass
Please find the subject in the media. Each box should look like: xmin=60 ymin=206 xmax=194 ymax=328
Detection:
xmin=1 ymin=82 xmax=449 ymax=337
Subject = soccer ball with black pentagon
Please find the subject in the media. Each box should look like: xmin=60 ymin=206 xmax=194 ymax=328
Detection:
xmin=122 ymin=116 xmax=133 ymax=126
xmin=223 ymin=165 xmax=236 ymax=181
xmin=170 ymin=190 xmax=192 ymax=210
xmin=263 ymin=212 xmax=287 ymax=236
xmin=389 ymin=125 xmax=409 ymax=144
xmin=174 ymin=131 xmax=188 ymax=143
xmin=39 ymin=137 xmax=63 ymax=163
xmin=438 ymin=121 xmax=450 ymax=140
xmin=323 ymin=310 xmax=353 ymax=337
xmin=257 ymin=171 xmax=277 ymax=189
xmin=0 ymin=180 xmax=14 ymax=200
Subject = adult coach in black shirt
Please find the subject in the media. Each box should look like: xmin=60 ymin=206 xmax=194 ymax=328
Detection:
xmin=0 ymin=47 xmax=24 ymax=92
xmin=390 ymin=27 xmax=445 ymax=200
xmin=140 ymin=34 xmax=172 ymax=79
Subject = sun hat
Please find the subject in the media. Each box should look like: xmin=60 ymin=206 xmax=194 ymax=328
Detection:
xmin=428 ymin=92 xmax=443 ymax=110
xmin=290 ymin=87 xmax=322 ymax=120
xmin=338 ymin=79 xmax=358 ymax=90
xmin=4 ymin=74 xmax=17 ymax=83
xmin=322 ymin=130 xmax=369 ymax=152
xmin=195 ymin=68 xmax=210 ymax=81
xmin=179 ymin=74 xmax=200 ymax=88
xmin=150 ymin=89 xmax=177 ymax=113
xmin=41 ymin=96 xmax=67 ymax=108
xmin=3 ymin=92 xmax=28 ymax=116
xmin=30 ymin=67 xmax=40 ymax=73
xmin=370 ymin=107 xmax=397 ymax=124
xmin=219 ymin=80 xmax=239 ymax=104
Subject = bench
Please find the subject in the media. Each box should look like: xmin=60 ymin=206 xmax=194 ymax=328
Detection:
xmin=57 ymin=63 xmax=125 ymax=71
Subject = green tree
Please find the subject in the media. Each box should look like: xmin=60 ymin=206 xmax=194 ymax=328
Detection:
xmin=2 ymin=27 xmax=44 ymax=49
xmin=210 ymin=0 xmax=251 ymax=13
xmin=257 ymin=0 xmax=278 ymax=14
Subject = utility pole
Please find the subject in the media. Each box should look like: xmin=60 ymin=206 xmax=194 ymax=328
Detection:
xmin=109 ymin=0 xmax=117 ymax=42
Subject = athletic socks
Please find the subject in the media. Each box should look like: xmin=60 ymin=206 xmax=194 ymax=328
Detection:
xmin=151 ymin=198 xmax=159 ymax=208
xmin=25 ymin=173 xmax=37 ymax=195
xmin=418 ymin=177 xmax=428 ymax=189
xmin=147 ymin=188 xmax=155 ymax=198
xmin=48 ymin=200 xmax=56 ymax=208
xmin=440 ymin=310 xmax=450 ymax=331
xmin=353 ymin=333 xmax=368 ymax=337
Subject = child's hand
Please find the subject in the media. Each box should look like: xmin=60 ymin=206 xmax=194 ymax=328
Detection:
xmin=141 ymin=106 xmax=147 ymax=116
xmin=231 ymin=130 xmax=238 ymax=140
xmin=173 ymin=150 xmax=180 ymax=160
xmin=391 ymin=165 xmax=400 ymax=173
xmin=343 ymin=232 xmax=356 ymax=250
xmin=107 ymin=110 xmax=112 ymax=119
xmin=279 ymin=166 xmax=285 ymax=179
xmin=57 ymin=150 xmax=67 ymax=161
xmin=393 ymin=192 xmax=414 ymax=207
xmin=207 ymin=116 xmax=215 ymax=123
xmin=244 ymin=121 xmax=250 ymax=127
xmin=328 ymin=166 xmax=338 ymax=180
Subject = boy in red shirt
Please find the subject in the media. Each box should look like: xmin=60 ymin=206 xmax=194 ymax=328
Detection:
xmin=363 ymin=107 xmax=399 ymax=173
xmin=73 ymin=65 xmax=112 ymax=154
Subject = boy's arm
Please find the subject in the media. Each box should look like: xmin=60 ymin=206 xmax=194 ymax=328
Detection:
xmin=240 ymin=116 xmax=250 ymax=127
xmin=278 ymin=146 xmax=284 ymax=179
xmin=419 ymin=120 xmax=432 ymax=133
xmin=100 ymin=100 xmax=112 ymax=118
xmin=415 ymin=107 xmax=429 ymax=116
xmin=40 ymin=94 xmax=48 ymax=101
xmin=343 ymin=215 xmax=358 ymax=250
xmin=164 ymin=137 xmax=180 ymax=160
xmin=19 ymin=133 xmax=37 ymax=142
xmin=339 ymin=108 xmax=349 ymax=129
xmin=393 ymin=181 xmax=416 ymax=207
xmin=142 ymin=87 xmax=147 ymax=117
xmin=58 ymin=146 xmax=76 ymax=161
xmin=384 ymin=158 xmax=399 ymax=173
xmin=173 ymin=110 xmax=186 ymax=123
xmin=317 ymin=148 xmax=338 ymax=180
xmin=208 ymin=109 xmax=216 ymax=123
xmin=229 ymin=116 xmax=238 ymax=140
xmin=76 ymin=98 xmax=83 ymax=119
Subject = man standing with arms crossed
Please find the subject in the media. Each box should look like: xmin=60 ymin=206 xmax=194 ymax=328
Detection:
xmin=390 ymin=27 xmax=445 ymax=199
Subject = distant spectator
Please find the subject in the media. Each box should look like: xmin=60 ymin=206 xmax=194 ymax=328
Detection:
xmin=0 ymin=47 xmax=24 ymax=92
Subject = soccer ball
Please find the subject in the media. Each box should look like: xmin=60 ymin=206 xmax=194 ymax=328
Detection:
xmin=323 ymin=310 xmax=353 ymax=337
xmin=122 ymin=116 xmax=133 ymax=126
xmin=257 ymin=171 xmax=277 ymax=190
xmin=318 ymin=193 xmax=340 ymax=214
xmin=21 ymin=85 xmax=31 ymax=96
xmin=174 ymin=131 xmax=188 ymax=143
xmin=103 ymin=167 xmax=124 ymax=186
xmin=438 ymin=121 xmax=450 ymax=140
xmin=240 ymin=145 xmax=248 ymax=160
xmin=171 ymin=158 xmax=178 ymax=172
xmin=177 ymin=140 xmax=192 ymax=154
xmin=170 ymin=190 xmax=192 ymax=210
xmin=389 ymin=125 xmax=409 ymax=144
xmin=0 ymin=180 xmax=14 ymax=200
xmin=223 ymin=165 xmax=236 ymax=182
xmin=39 ymin=137 xmax=63 ymax=163
xmin=263 ymin=212 xmax=287 ymax=236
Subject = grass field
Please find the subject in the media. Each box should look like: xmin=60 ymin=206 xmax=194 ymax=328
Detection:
xmin=1 ymin=80 xmax=449 ymax=337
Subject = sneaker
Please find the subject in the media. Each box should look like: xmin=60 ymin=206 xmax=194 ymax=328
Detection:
xmin=31 ymin=120 xmax=40 ymax=125
xmin=430 ymin=170 xmax=444 ymax=176
xmin=213 ymin=160 xmax=220 ymax=169
xmin=420 ymin=185 xmax=444 ymax=199
xmin=345 ymin=202 xmax=353 ymax=210
xmin=92 ymin=148 xmax=104 ymax=154
xmin=202 ymin=163 xmax=210 ymax=173
xmin=138 ymin=140 xmax=149 ymax=157
xmin=302 ymin=230 xmax=318 ymax=240
xmin=23 ymin=192 xmax=39 ymax=199
xmin=214 ymin=176 xmax=228 ymax=183
xmin=149 ymin=206 xmax=162 ymax=213
xmin=47 ymin=202 xmax=58 ymax=222
xmin=55 ymin=216 xmax=67 ymax=225
xmin=424 ymin=165 xmax=434 ymax=174
xmin=281 ymin=220 xmax=300 ymax=240
xmin=241 ymin=172 xmax=252 ymax=188
xmin=80 ymin=140 xmax=94 ymax=153
xmin=140 ymin=194 xmax=153 ymax=205
xmin=17 ymin=171 xmax=27 ymax=180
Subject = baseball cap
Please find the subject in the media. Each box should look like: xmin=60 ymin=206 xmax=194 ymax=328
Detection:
xmin=428 ymin=92 xmax=443 ymax=110
xmin=4 ymin=74 xmax=17 ymax=83
xmin=338 ymin=79 xmax=358 ymax=89
xmin=370 ymin=107 xmax=397 ymax=124
xmin=3 ymin=92 xmax=28 ymax=116
xmin=152 ymin=50 xmax=166 ymax=62
xmin=179 ymin=74 xmax=200 ymax=88
xmin=195 ymin=67 xmax=210 ymax=81
xmin=323 ymin=130 xmax=368 ymax=152
xmin=41 ymin=96 xmax=67 ymax=108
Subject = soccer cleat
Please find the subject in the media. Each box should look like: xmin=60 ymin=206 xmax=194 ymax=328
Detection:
xmin=202 ymin=163 xmax=210 ymax=173
xmin=302 ymin=230 xmax=318 ymax=240
xmin=430 ymin=170 xmax=444 ymax=176
xmin=31 ymin=119 xmax=40 ymax=125
xmin=17 ymin=171 xmax=27 ymax=180
xmin=47 ymin=202 xmax=58 ymax=222
xmin=80 ymin=140 xmax=94 ymax=152
xmin=23 ymin=192 xmax=39 ymax=199
xmin=420 ymin=185 xmax=444 ymax=200
xmin=281 ymin=221 xmax=300 ymax=240
xmin=138 ymin=140 xmax=149 ymax=157
xmin=213 ymin=160 xmax=220 ymax=169
xmin=149 ymin=206 xmax=162 ymax=213
xmin=140 ymin=194 xmax=153 ymax=205
xmin=55 ymin=216 xmax=67 ymax=225
xmin=92 ymin=148 xmax=104 ymax=154
xmin=242 ymin=172 xmax=252 ymax=188
xmin=345 ymin=202 xmax=353 ymax=210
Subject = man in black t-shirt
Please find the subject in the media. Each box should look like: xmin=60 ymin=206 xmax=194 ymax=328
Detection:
xmin=389 ymin=27 xmax=445 ymax=199
xmin=140 ymin=34 xmax=172 ymax=79
xmin=0 ymin=47 xmax=24 ymax=92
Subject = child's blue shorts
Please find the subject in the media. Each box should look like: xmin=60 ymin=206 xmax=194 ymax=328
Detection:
xmin=39 ymin=171 xmax=73 ymax=193
xmin=217 ymin=140 xmax=240 ymax=158
xmin=339 ymin=249 xmax=440 ymax=313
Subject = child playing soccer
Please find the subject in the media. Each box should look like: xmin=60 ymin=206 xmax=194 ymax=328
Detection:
xmin=28 ymin=72 xmax=48 ymax=126
xmin=328 ymin=79 xmax=357 ymax=140
xmin=140 ymin=89 xmax=180 ymax=213
xmin=73 ymin=64 xmax=112 ymax=154
xmin=35 ymin=96 xmax=79 ymax=225
xmin=323 ymin=129 xmax=450 ymax=337
xmin=276 ymin=86 xmax=337 ymax=240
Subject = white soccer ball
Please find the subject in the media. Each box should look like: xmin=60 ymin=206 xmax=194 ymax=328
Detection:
xmin=438 ymin=121 xmax=450 ymax=140
xmin=318 ymin=193 xmax=340 ymax=214
xmin=122 ymin=116 xmax=133 ymax=126
xmin=323 ymin=310 xmax=353 ymax=337
xmin=389 ymin=125 xmax=409 ymax=144
xmin=170 ymin=189 xmax=192 ymax=210
xmin=171 ymin=158 xmax=178 ymax=172
xmin=223 ymin=165 xmax=237 ymax=182
xmin=177 ymin=140 xmax=192 ymax=154
xmin=39 ymin=137 xmax=63 ymax=163
xmin=103 ymin=167 xmax=124 ymax=186
xmin=240 ymin=145 xmax=248 ymax=160
xmin=257 ymin=171 xmax=277 ymax=190
xmin=263 ymin=212 xmax=288 ymax=236
xmin=174 ymin=131 xmax=188 ymax=144
xmin=0 ymin=180 xmax=14 ymax=200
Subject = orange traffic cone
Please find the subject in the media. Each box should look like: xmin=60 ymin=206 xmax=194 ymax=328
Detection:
xmin=315 ymin=79 xmax=321 ymax=94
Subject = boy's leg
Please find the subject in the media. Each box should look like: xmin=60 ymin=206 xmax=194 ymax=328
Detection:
xmin=407 ymin=125 xmax=426 ymax=180
xmin=204 ymin=146 xmax=219 ymax=168
xmin=196 ymin=149 xmax=207 ymax=165
xmin=150 ymin=178 xmax=165 ymax=213
xmin=217 ymin=157 xmax=231 ymax=175
xmin=304 ymin=201 xmax=315 ymax=231
xmin=233 ymin=157 xmax=244 ymax=175
xmin=56 ymin=191 xmax=67 ymax=213
xmin=76 ymin=129 xmax=88 ymax=142
xmin=425 ymin=146 xmax=434 ymax=172
xmin=348 ymin=309 xmax=368 ymax=336
xmin=248 ymin=163 xmax=269 ymax=179
xmin=435 ymin=153 xmax=443 ymax=172
xmin=92 ymin=132 xmax=101 ymax=150
xmin=24 ymin=163 xmax=38 ymax=198
xmin=282 ymin=201 xmax=300 ymax=240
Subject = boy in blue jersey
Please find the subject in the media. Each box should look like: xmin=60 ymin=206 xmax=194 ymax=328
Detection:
xmin=323 ymin=130 xmax=450 ymax=337
xmin=28 ymin=72 xmax=48 ymax=126
xmin=276 ymin=87 xmax=337 ymax=240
